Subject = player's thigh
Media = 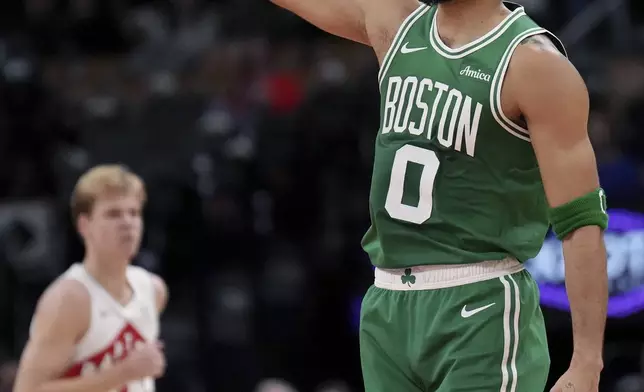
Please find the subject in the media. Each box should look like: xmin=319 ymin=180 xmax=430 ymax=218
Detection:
xmin=359 ymin=286 xmax=424 ymax=392
xmin=419 ymin=270 xmax=550 ymax=392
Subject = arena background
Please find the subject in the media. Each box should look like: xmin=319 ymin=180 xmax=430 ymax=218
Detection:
xmin=0 ymin=0 xmax=643 ymax=391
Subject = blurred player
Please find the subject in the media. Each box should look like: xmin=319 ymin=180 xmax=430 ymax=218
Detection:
xmin=14 ymin=164 xmax=168 ymax=392
xmin=270 ymin=0 xmax=608 ymax=391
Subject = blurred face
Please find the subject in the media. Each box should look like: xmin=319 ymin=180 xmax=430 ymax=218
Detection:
xmin=78 ymin=192 xmax=144 ymax=262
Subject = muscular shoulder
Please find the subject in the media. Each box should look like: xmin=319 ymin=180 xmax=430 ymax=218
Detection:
xmin=505 ymin=34 xmax=588 ymax=124
xmin=30 ymin=279 xmax=90 ymax=342
xmin=517 ymin=34 xmax=561 ymax=53
xmin=509 ymin=34 xmax=573 ymax=84
xmin=36 ymin=279 xmax=91 ymax=318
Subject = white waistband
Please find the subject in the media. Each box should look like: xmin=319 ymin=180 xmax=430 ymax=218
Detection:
xmin=374 ymin=258 xmax=524 ymax=290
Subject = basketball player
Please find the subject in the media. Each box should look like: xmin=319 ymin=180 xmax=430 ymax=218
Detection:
xmin=269 ymin=0 xmax=608 ymax=391
xmin=13 ymin=165 xmax=168 ymax=392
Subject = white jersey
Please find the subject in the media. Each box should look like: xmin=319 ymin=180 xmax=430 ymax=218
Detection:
xmin=53 ymin=263 xmax=160 ymax=392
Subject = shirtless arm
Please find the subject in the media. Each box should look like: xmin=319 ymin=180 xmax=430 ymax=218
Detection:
xmin=269 ymin=0 xmax=368 ymax=44
xmin=507 ymin=38 xmax=606 ymax=391
xmin=13 ymin=280 xmax=131 ymax=392
xmin=268 ymin=0 xmax=421 ymax=63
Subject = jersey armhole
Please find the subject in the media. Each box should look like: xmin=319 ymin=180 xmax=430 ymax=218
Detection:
xmin=67 ymin=279 xmax=93 ymax=349
xmin=489 ymin=27 xmax=553 ymax=142
xmin=72 ymin=290 xmax=93 ymax=355
xmin=377 ymin=3 xmax=430 ymax=89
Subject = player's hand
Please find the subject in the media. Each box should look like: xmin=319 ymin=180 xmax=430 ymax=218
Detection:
xmin=121 ymin=342 xmax=166 ymax=381
xmin=550 ymin=359 xmax=601 ymax=392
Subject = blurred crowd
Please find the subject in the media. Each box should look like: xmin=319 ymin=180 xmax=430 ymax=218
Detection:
xmin=0 ymin=0 xmax=643 ymax=391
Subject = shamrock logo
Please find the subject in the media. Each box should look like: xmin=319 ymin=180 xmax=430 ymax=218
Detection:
xmin=401 ymin=268 xmax=416 ymax=287
xmin=598 ymin=189 xmax=607 ymax=213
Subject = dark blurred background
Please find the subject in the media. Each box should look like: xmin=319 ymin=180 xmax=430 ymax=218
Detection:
xmin=0 ymin=0 xmax=642 ymax=391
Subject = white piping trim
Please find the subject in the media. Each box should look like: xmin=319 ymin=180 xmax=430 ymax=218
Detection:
xmin=508 ymin=274 xmax=521 ymax=392
xmin=499 ymin=275 xmax=512 ymax=392
xmin=429 ymin=8 xmax=525 ymax=59
xmin=489 ymin=27 xmax=546 ymax=141
xmin=494 ymin=28 xmax=546 ymax=135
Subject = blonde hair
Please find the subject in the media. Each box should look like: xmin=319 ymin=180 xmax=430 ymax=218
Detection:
xmin=70 ymin=164 xmax=147 ymax=222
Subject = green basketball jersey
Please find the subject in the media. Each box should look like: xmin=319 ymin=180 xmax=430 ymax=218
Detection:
xmin=361 ymin=2 xmax=567 ymax=268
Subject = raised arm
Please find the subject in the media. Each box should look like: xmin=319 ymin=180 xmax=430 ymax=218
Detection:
xmin=268 ymin=0 xmax=422 ymax=63
xmin=269 ymin=0 xmax=369 ymax=44
xmin=508 ymin=38 xmax=607 ymax=392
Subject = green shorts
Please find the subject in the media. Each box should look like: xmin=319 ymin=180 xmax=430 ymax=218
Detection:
xmin=359 ymin=259 xmax=550 ymax=392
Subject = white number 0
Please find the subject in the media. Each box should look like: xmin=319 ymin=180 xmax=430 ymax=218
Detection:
xmin=385 ymin=145 xmax=440 ymax=224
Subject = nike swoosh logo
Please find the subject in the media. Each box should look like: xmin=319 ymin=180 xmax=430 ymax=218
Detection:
xmin=400 ymin=42 xmax=428 ymax=54
xmin=461 ymin=303 xmax=496 ymax=318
